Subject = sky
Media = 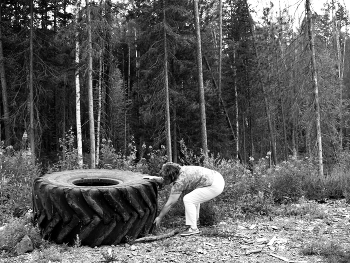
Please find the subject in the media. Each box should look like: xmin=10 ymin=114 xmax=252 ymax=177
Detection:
xmin=247 ymin=0 xmax=350 ymax=28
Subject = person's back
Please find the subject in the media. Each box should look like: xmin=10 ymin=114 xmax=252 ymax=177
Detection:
xmin=173 ymin=166 xmax=221 ymax=193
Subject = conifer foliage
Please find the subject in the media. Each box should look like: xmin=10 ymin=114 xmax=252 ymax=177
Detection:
xmin=0 ymin=0 xmax=349 ymax=168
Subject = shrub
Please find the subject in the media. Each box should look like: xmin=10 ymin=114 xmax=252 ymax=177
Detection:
xmin=326 ymin=151 xmax=350 ymax=201
xmin=0 ymin=146 xmax=41 ymax=224
xmin=270 ymin=160 xmax=306 ymax=204
xmin=0 ymin=217 xmax=43 ymax=256
xmin=214 ymin=158 xmax=274 ymax=218
xmin=99 ymin=136 xmax=141 ymax=171
xmin=49 ymin=128 xmax=82 ymax=172
xmin=179 ymin=139 xmax=202 ymax=165
xmin=134 ymin=145 xmax=167 ymax=176
xmin=99 ymin=138 xmax=128 ymax=169
xmin=199 ymin=202 xmax=220 ymax=226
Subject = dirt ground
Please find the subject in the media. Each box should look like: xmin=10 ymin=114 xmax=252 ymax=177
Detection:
xmin=1 ymin=199 xmax=349 ymax=263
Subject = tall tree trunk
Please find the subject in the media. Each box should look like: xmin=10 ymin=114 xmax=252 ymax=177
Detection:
xmin=306 ymin=0 xmax=323 ymax=176
xmin=341 ymin=25 xmax=347 ymax=145
xmin=291 ymin=41 xmax=298 ymax=158
xmin=29 ymin=0 xmax=35 ymax=162
xmin=0 ymin=5 xmax=10 ymax=146
xmin=62 ymin=83 xmax=66 ymax=161
xmin=242 ymin=112 xmax=246 ymax=162
xmin=280 ymin=97 xmax=288 ymax=160
xmin=233 ymin=50 xmax=239 ymax=160
xmin=126 ymin=32 xmax=131 ymax=156
xmin=276 ymin=52 xmax=288 ymax=160
xmin=292 ymin=120 xmax=298 ymax=158
xmin=173 ymin=104 xmax=178 ymax=162
xmin=75 ymin=0 xmax=83 ymax=168
xmin=194 ymin=0 xmax=208 ymax=158
xmin=96 ymin=50 xmax=103 ymax=166
xmin=331 ymin=0 xmax=344 ymax=153
xmin=163 ymin=0 xmax=172 ymax=162
xmin=218 ymin=0 xmax=222 ymax=100
xmin=86 ymin=0 xmax=95 ymax=168
xmin=135 ymin=28 xmax=139 ymax=96
xmin=335 ymin=19 xmax=343 ymax=152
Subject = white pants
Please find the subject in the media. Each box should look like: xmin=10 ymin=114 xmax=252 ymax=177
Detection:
xmin=183 ymin=174 xmax=225 ymax=228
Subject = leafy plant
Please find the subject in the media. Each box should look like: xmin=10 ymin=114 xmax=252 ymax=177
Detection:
xmin=49 ymin=128 xmax=82 ymax=172
xmin=0 ymin=146 xmax=41 ymax=224
xmin=179 ymin=139 xmax=203 ymax=165
xmin=135 ymin=145 xmax=167 ymax=176
xmin=99 ymin=136 xmax=140 ymax=170
xmin=0 ymin=217 xmax=43 ymax=257
xmin=199 ymin=202 xmax=220 ymax=226
xmin=99 ymin=138 xmax=127 ymax=169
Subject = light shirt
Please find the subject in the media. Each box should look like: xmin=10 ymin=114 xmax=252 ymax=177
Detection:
xmin=171 ymin=166 xmax=221 ymax=194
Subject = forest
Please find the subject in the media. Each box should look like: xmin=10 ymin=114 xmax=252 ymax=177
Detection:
xmin=2 ymin=1 xmax=350 ymax=261
xmin=0 ymin=0 xmax=349 ymax=173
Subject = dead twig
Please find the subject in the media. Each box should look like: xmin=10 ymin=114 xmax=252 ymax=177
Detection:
xmin=132 ymin=229 xmax=180 ymax=244
xmin=269 ymin=253 xmax=308 ymax=263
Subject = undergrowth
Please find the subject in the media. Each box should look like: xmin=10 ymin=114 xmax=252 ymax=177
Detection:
xmin=0 ymin=145 xmax=41 ymax=224
xmin=302 ymin=240 xmax=350 ymax=263
xmin=2 ymin=135 xmax=350 ymax=262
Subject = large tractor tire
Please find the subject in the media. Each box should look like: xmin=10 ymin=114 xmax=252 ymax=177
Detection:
xmin=32 ymin=169 xmax=158 ymax=247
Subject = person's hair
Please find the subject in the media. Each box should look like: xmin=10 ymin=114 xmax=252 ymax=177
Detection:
xmin=161 ymin=162 xmax=181 ymax=183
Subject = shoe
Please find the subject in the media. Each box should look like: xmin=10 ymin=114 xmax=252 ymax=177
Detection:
xmin=180 ymin=227 xmax=200 ymax=236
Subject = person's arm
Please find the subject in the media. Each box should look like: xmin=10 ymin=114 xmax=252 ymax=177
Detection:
xmin=143 ymin=175 xmax=164 ymax=184
xmin=154 ymin=192 xmax=181 ymax=226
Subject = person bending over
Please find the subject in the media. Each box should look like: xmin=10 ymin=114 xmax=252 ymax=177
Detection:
xmin=146 ymin=162 xmax=225 ymax=236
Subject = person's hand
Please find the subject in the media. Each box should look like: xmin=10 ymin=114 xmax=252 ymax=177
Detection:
xmin=143 ymin=175 xmax=156 ymax=179
xmin=154 ymin=216 xmax=162 ymax=227
xmin=143 ymin=176 xmax=163 ymax=184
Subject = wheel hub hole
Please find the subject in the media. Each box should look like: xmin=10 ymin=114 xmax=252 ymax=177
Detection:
xmin=72 ymin=178 xmax=120 ymax=186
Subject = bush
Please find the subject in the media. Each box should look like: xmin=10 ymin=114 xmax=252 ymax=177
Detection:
xmin=212 ymin=157 xmax=274 ymax=218
xmin=0 ymin=217 xmax=43 ymax=256
xmin=49 ymin=128 xmax=84 ymax=172
xmin=199 ymin=202 xmax=221 ymax=226
xmin=266 ymin=157 xmax=318 ymax=203
xmin=99 ymin=138 xmax=129 ymax=170
xmin=135 ymin=145 xmax=167 ymax=176
xmin=0 ymin=146 xmax=41 ymax=224
xmin=270 ymin=160 xmax=306 ymax=204
xmin=326 ymin=151 xmax=350 ymax=201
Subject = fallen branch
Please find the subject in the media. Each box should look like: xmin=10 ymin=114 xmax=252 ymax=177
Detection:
xmin=269 ymin=253 xmax=290 ymax=262
xmin=132 ymin=229 xmax=180 ymax=244
xmin=245 ymin=248 xmax=262 ymax=255
xmin=269 ymin=253 xmax=308 ymax=263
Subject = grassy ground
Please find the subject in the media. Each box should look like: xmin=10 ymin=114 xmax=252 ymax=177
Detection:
xmin=1 ymin=198 xmax=349 ymax=263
